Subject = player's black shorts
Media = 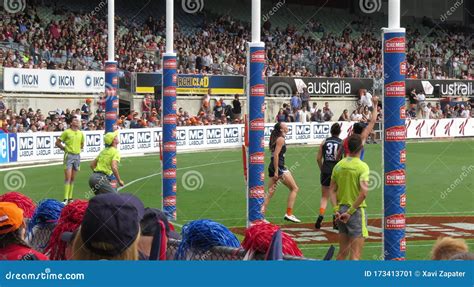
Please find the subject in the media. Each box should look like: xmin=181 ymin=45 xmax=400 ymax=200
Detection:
xmin=321 ymin=172 xmax=333 ymax=187
xmin=268 ymin=164 xmax=288 ymax=178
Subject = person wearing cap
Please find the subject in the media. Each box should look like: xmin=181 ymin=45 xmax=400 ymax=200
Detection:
xmin=71 ymin=193 xmax=144 ymax=260
xmin=0 ymin=202 xmax=48 ymax=260
xmin=89 ymin=131 xmax=124 ymax=195
xmin=56 ymin=117 xmax=84 ymax=204
xmin=138 ymin=208 xmax=181 ymax=260
xmin=81 ymin=98 xmax=92 ymax=121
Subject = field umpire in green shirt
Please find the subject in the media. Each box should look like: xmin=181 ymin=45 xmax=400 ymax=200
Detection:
xmin=89 ymin=131 xmax=125 ymax=195
xmin=329 ymin=134 xmax=370 ymax=260
xmin=55 ymin=117 xmax=84 ymax=204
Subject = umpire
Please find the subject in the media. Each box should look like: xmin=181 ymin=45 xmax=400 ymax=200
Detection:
xmin=89 ymin=131 xmax=125 ymax=195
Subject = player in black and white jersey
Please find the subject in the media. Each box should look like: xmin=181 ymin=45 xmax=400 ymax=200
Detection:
xmin=315 ymin=123 xmax=343 ymax=229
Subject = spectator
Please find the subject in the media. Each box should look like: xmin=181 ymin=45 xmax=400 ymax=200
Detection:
xmin=45 ymin=200 xmax=88 ymax=260
xmin=322 ymin=102 xmax=333 ymax=121
xmin=431 ymin=104 xmax=443 ymax=119
xmin=213 ymin=101 xmax=224 ymax=119
xmin=361 ymin=106 xmax=371 ymax=122
xmin=138 ymin=208 xmax=180 ymax=260
xmin=431 ymin=237 xmax=469 ymax=260
xmin=407 ymin=107 xmax=417 ymax=119
xmin=275 ymin=108 xmax=287 ymax=123
xmin=312 ymin=109 xmax=323 ymax=122
xmin=26 ymin=199 xmax=64 ymax=253
xmin=351 ymin=108 xmax=363 ymax=122
xmin=301 ymin=88 xmax=310 ymax=111
xmin=142 ymin=95 xmax=152 ymax=118
xmin=0 ymin=96 xmax=5 ymax=110
xmin=360 ymin=89 xmax=373 ymax=111
xmin=310 ymin=102 xmax=318 ymax=114
xmin=290 ymin=94 xmax=301 ymax=111
xmin=339 ymin=109 xmax=350 ymax=121
xmin=0 ymin=202 xmax=49 ymax=260
xmin=460 ymin=105 xmax=470 ymax=118
xmin=297 ymin=106 xmax=310 ymax=123
xmin=232 ymin=94 xmax=242 ymax=120
xmin=72 ymin=193 xmax=144 ymax=260
xmin=408 ymin=88 xmax=417 ymax=110
xmin=416 ymin=92 xmax=426 ymax=118
xmin=81 ymin=99 xmax=92 ymax=121
xmin=422 ymin=103 xmax=432 ymax=119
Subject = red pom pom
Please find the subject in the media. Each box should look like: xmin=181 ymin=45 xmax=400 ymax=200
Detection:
xmin=0 ymin=192 xmax=36 ymax=218
xmin=45 ymin=200 xmax=89 ymax=260
xmin=241 ymin=223 xmax=303 ymax=257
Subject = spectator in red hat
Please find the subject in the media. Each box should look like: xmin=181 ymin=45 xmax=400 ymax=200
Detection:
xmin=0 ymin=202 xmax=48 ymax=260
xmin=44 ymin=200 xmax=88 ymax=260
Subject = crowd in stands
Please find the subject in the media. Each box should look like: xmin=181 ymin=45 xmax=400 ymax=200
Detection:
xmin=0 ymin=91 xmax=245 ymax=133
xmin=0 ymin=5 xmax=472 ymax=79
xmin=0 ymin=191 xmax=472 ymax=261
xmin=1 ymin=89 xmax=472 ymax=133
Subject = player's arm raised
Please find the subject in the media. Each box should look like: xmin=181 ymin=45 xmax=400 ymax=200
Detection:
xmin=316 ymin=140 xmax=324 ymax=170
xmin=361 ymin=96 xmax=379 ymax=142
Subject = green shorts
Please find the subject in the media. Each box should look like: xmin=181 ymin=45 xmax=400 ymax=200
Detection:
xmin=338 ymin=205 xmax=368 ymax=238
xmin=64 ymin=153 xmax=81 ymax=171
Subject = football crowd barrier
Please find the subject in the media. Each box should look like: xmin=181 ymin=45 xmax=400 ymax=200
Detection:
xmin=0 ymin=119 xmax=472 ymax=165
xmin=165 ymin=239 xmax=311 ymax=261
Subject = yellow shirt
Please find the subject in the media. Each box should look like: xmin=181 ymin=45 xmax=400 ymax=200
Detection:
xmin=94 ymin=147 xmax=121 ymax=176
xmin=59 ymin=129 xmax=84 ymax=155
xmin=331 ymin=157 xmax=370 ymax=208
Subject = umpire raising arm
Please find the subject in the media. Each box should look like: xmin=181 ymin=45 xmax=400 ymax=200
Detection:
xmin=89 ymin=131 xmax=125 ymax=195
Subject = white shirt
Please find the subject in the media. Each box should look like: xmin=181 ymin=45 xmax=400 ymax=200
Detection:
xmin=361 ymin=92 xmax=373 ymax=107
xmin=460 ymin=110 xmax=470 ymax=118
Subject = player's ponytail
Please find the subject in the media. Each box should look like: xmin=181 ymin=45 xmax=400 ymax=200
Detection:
xmin=269 ymin=122 xmax=283 ymax=152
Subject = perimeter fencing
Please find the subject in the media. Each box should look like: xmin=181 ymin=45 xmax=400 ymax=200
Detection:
xmin=166 ymin=239 xmax=314 ymax=261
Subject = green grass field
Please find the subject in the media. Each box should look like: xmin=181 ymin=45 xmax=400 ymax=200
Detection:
xmin=1 ymin=140 xmax=473 ymax=260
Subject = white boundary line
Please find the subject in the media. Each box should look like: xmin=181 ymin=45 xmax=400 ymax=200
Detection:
xmin=119 ymin=159 xmax=240 ymax=228
xmin=119 ymin=159 xmax=240 ymax=191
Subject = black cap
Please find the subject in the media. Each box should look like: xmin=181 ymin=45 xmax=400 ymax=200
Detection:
xmin=80 ymin=193 xmax=145 ymax=257
xmin=353 ymin=122 xmax=368 ymax=135
xmin=140 ymin=208 xmax=180 ymax=240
